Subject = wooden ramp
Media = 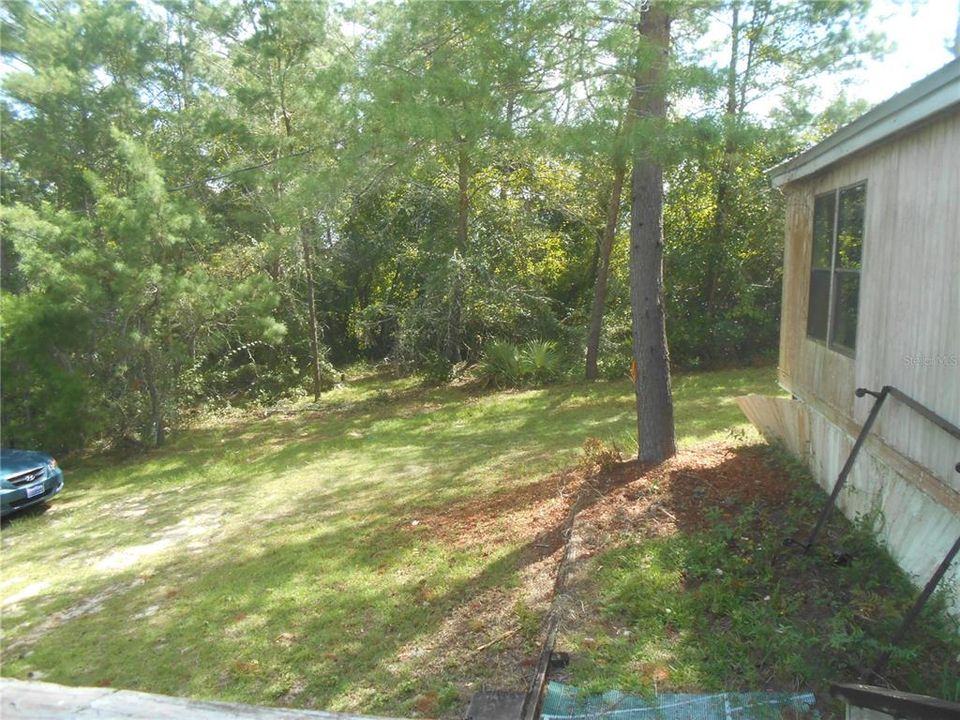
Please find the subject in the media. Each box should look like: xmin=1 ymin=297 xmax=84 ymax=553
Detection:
xmin=0 ymin=679 xmax=406 ymax=720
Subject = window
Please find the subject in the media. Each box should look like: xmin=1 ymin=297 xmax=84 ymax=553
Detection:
xmin=806 ymin=182 xmax=865 ymax=355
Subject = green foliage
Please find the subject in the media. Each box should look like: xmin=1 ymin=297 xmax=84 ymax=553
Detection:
xmin=476 ymin=339 xmax=564 ymax=388
xmin=566 ymin=446 xmax=960 ymax=704
xmin=663 ymin=161 xmax=786 ymax=366
xmin=476 ymin=341 xmax=522 ymax=388
xmin=518 ymin=339 xmax=563 ymax=385
xmin=0 ymin=0 xmax=891 ymax=449
xmin=0 ymin=134 xmax=285 ymax=449
xmin=418 ymin=351 xmax=455 ymax=386
xmin=0 ymin=292 xmax=93 ymax=452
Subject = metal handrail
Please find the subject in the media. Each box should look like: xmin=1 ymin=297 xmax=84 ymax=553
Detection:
xmin=801 ymin=385 xmax=960 ymax=552
xmin=800 ymin=385 xmax=960 ymax=684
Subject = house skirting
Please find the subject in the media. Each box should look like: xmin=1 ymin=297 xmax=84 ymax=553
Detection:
xmin=737 ymin=394 xmax=960 ymax=616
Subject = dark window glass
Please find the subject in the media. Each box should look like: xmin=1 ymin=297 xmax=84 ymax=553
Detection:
xmin=811 ymin=193 xmax=835 ymax=269
xmin=807 ymin=183 xmax=865 ymax=353
xmin=831 ymin=272 xmax=860 ymax=352
xmin=835 ymin=184 xmax=865 ymax=270
xmin=807 ymin=269 xmax=831 ymax=341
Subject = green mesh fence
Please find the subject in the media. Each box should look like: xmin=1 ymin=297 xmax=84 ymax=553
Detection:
xmin=541 ymin=682 xmax=817 ymax=720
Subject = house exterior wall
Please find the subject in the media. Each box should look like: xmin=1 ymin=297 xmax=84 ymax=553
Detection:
xmin=754 ymin=108 xmax=960 ymax=611
xmin=779 ymin=109 xmax=960 ymax=492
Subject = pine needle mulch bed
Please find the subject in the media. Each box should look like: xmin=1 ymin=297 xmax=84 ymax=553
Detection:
xmin=551 ymin=442 xmax=960 ymax=719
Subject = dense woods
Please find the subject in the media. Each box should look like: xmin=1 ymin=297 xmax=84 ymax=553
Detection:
xmin=1 ymin=0 xmax=883 ymax=453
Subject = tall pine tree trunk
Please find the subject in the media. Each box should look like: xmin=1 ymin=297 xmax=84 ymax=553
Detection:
xmin=703 ymin=0 xmax=741 ymax=324
xmin=143 ymin=350 xmax=165 ymax=448
xmin=445 ymin=143 xmax=470 ymax=363
xmin=585 ymin=67 xmax=646 ymax=380
xmin=630 ymin=2 xmax=676 ymax=464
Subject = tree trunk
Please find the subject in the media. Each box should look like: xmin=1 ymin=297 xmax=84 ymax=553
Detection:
xmin=585 ymin=68 xmax=646 ymax=381
xmin=584 ymin=163 xmax=627 ymax=379
xmin=630 ymin=2 xmax=676 ymax=464
xmin=445 ymin=142 xmax=470 ymax=363
xmin=703 ymin=0 xmax=741 ymax=322
xmin=301 ymin=218 xmax=323 ymax=401
xmin=143 ymin=351 xmax=165 ymax=448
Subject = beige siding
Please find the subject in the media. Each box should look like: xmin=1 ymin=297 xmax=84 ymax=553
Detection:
xmin=737 ymin=394 xmax=960 ymax=614
xmin=780 ymin=109 xmax=960 ymax=493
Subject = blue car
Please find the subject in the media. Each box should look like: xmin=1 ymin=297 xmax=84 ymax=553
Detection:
xmin=1 ymin=449 xmax=64 ymax=519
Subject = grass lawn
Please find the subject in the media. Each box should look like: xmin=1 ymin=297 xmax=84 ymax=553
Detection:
xmin=0 ymin=366 xmax=777 ymax=717
xmin=3 ymin=365 xmax=956 ymax=718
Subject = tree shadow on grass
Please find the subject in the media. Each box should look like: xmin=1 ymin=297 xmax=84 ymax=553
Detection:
xmin=1 ymin=367 xmax=782 ymax=715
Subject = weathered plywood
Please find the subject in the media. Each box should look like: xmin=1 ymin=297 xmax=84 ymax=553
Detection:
xmin=0 ymin=679 xmax=406 ymax=720
xmin=735 ymin=395 xmax=809 ymax=458
xmin=779 ymin=109 xmax=960 ymax=492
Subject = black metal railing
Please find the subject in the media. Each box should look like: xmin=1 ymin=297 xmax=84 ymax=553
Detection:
xmin=796 ymin=385 xmax=960 ymax=684
xmin=801 ymin=385 xmax=960 ymax=553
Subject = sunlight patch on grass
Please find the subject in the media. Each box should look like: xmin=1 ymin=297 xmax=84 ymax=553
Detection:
xmin=1 ymin=366 xmax=780 ymax=716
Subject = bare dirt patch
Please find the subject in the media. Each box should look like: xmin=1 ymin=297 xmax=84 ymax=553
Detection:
xmin=392 ymin=468 xmax=588 ymax=702
xmin=389 ymin=451 xmax=653 ymax=708
xmin=571 ymin=441 xmax=795 ymax=556
xmin=400 ymin=469 xmax=581 ymax=552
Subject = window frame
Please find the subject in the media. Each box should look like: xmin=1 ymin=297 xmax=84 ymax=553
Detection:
xmin=806 ymin=180 xmax=867 ymax=358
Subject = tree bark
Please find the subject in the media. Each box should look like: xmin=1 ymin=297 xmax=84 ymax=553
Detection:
xmin=300 ymin=217 xmax=323 ymax=401
xmin=444 ymin=142 xmax=470 ymax=363
xmin=143 ymin=350 xmax=165 ymax=448
xmin=703 ymin=0 xmax=741 ymax=322
xmin=585 ymin=57 xmax=646 ymax=381
xmin=630 ymin=2 xmax=676 ymax=464
xmin=584 ymin=163 xmax=627 ymax=379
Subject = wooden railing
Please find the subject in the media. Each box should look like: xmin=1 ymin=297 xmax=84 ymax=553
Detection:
xmin=832 ymin=683 xmax=960 ymax=720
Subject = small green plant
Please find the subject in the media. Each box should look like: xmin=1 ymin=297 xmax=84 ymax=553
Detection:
xmin=476 ymin=341 xmax=522 ymax=388
xmin=477 ymin=338 xmax=564 ymax=388
xmin=578 ymin=437 xmax=623 ymax=473
xmin=518 ymin=339 xmax=562 ymax=385
xmin=418 ymin=350 xmax=454 ymax=385
xmin=514 ymin=598 xmax=541 ymax=643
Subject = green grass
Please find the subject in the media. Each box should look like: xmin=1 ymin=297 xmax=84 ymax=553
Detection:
xmin=559 ymin=447 xmax=960 ymax=715
xmin=0 ymin=366 xmax=778 ymax=716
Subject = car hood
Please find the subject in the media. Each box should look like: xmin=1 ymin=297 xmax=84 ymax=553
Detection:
xmin=0 ymin=449 xmax=53 ymax=478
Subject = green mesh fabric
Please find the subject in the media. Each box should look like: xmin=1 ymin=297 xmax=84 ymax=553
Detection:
xmin=541 ymin=682 xmax=817 ymax=720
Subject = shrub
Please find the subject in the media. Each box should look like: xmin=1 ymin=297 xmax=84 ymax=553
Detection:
xmin=578 ymin=437 xmax=623 ymax=473
xmin=418 ymin=351 xmax=454 ymax=385
xmin=476 ymin=341 xmax=522 ymax=388
xmin=476 ymin=338 xmax=566 ymax=388
xmin=518 ymin=339 xmax=562 ymax=385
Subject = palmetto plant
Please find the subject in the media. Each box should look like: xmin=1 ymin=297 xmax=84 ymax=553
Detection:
xmin=477 ymin=339 xmax=562 ymax=388
xmin=519 ymin=340 xmax=561 ymax=385
xmin=476 ymin=341 xmax=522 ymax=388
